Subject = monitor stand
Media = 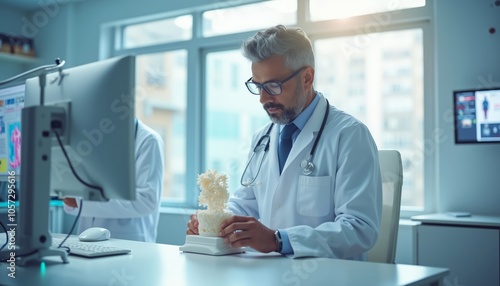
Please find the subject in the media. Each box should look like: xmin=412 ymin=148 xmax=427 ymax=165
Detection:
xmin=16 ymin=106 xmax=69 ymax=265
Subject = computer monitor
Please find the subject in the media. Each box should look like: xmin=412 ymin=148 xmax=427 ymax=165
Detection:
xmin=0 ymin=84 xmax=24 ymax=180
xmin=454 ymin=87 xmax=500 ymax=144
xmin=24 ymin=55 xmax=136 ymax=199
xmin=13 ymin=55 xmax=136 ymax=264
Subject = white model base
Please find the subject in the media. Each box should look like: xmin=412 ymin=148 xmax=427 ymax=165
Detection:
xmin=179 ymin=235 xmax=245 ymax=256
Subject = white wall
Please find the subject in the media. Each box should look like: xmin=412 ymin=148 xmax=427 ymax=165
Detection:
xmin=434 ymin=0 xmax=500 ymax=216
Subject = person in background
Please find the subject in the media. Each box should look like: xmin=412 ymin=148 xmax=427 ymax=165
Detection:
xmin=187 ymin=25 xmax=382 ymax=260
xmin=64 ymin=119 xmax=164 ymax=242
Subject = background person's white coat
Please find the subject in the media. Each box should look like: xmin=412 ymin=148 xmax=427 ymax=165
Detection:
xmin=64 ymin=120 xmax=165 ymax=243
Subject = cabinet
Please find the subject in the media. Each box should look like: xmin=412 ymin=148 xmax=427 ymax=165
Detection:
xmin=412 ymin=214 xmax=500 ymax=286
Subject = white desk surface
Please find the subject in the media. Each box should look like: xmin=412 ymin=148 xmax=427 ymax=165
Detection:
xmin=412 ymin=213 xmax=500 ymax=227
xmin=0 ymin=234 xmax=449 ymax=286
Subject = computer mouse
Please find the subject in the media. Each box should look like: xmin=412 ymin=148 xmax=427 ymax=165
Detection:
xmin=78 ymin=227 xmax=111 ymax=242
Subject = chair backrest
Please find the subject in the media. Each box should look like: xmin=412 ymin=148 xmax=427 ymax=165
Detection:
xmin=367 ymin=150 xmax=403 ymax=264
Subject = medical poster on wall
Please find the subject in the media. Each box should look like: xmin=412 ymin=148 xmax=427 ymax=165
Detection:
xmin=8 ymin=122 xmax=22 ymax=173
xmin=0 ymin=85 xmax=24 ymax=176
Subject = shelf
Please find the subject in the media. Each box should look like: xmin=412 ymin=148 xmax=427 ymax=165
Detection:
xmin=0 ymin=52 xmax=37 ymax=64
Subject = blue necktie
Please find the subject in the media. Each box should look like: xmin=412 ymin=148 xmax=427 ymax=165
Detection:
xmin=278 ymin=123 xmax=297 ymax=174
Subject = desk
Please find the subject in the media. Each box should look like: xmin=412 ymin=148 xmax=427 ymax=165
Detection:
xmin=0 ymin=234 xmax=448 ymax=286
xmin=412 ymin=213 xmax=500 ymax=227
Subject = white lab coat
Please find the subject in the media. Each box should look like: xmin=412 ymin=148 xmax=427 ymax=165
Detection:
xmin=228 ymin=94 xmax=382 ymax=260
xmin=64 ymin=120 xmax=165 ymax=242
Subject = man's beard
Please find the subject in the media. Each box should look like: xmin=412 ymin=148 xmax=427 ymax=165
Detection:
xmin=263 ymin=83 xmax=306 ymax=125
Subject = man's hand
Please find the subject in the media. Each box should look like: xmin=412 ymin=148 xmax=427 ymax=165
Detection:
xmin=186 ymin=213 xmax=199 ymax=235
xmin=219 ymin=215 xmax=277 ymax=253
xmin=63 ymin=197 xmax=78 ymax=208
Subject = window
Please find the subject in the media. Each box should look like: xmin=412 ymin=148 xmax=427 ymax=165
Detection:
xmin=315 ymin=29 xmax=424 ymax=208
xmin=202 ymin=0 xmax=296 ymax=37
xmin=205 ymin=50 xmax=268 ymax=193
xmin=109 ymin=0 xmax=431 ymax=213
xmin=135 ymin=50 xmax=188 ymax=202
xmin=123 ymin=15 xmax=192 ymax=49
xmin=145 ymin=54 xmax=166 ymax=87
xmin=309 ymin=0 xmax=426 ymax=21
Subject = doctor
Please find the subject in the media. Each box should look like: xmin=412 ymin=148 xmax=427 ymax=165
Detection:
xmin=187 ymin=25 xmax=382 ymax=260
xmin=64 ymin=119 xmax=165 ymax=243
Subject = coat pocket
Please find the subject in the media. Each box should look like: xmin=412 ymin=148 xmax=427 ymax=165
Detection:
xmin=297 ymin=175 xmax=331 ymax=217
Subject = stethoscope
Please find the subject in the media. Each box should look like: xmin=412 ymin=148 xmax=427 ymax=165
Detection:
xmin=240 ymin=99 xmax=330 ymax=187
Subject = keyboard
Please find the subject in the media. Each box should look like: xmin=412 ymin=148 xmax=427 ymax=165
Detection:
xmin=51 ymin=237 xmax=131 ymax=258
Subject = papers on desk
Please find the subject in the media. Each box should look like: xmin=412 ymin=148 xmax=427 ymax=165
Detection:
xmin=179 ymin=235 xmax=245 ymax=256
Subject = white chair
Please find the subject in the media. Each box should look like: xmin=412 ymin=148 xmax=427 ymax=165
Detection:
xmin=367 ymin=150 xmax=403 ymax=264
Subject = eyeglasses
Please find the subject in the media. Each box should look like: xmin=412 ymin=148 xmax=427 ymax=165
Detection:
xmin=245 ymin=67 xmax=305 ymax=96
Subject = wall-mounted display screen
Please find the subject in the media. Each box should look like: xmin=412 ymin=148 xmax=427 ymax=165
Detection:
xmin=454 ymin=87 xmax=500 ymax=143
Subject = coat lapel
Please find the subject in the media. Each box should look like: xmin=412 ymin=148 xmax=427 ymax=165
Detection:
xmin=282 ymin=95 xmax=328 ymax=175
